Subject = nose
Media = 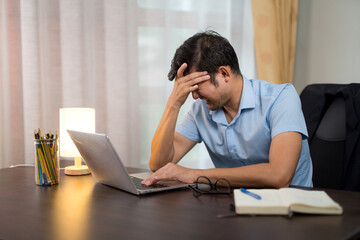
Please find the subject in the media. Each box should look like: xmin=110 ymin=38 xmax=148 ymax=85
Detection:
xmin=192 ymin=91 xmax=200 ymax=100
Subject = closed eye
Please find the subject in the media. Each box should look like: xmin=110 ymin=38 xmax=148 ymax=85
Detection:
xmin=197 ymin=81 xmax=206 ymax=87
xmin=196 ymin=81 xmax=208 ymax=91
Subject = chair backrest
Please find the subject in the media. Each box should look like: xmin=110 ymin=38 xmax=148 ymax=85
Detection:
xmin=309 ymin=95 xmax=346 ymax=189
xmin=302 ymin=83 xmax=360 ymax=191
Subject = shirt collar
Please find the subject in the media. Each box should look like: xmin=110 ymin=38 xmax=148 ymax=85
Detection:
xmin=239 ymin=76 xmax=255 ymax=111
xmin=209 ymin=76 xmax=255 ymax=125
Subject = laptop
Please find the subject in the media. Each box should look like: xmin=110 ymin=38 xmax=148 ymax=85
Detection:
xmin=67 ymin=130 xmax=191 ymax=195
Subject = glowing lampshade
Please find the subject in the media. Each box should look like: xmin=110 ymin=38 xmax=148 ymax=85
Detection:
xmin=59 ymin=108 xmax=95 ymax=175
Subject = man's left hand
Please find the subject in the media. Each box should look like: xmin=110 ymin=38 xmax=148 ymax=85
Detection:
xmin=141 ymin=163 xmax=198 ymax=186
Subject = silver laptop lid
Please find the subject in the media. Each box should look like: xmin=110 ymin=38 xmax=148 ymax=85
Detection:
xmin=67 ymin=130 xmax=139 ymax=194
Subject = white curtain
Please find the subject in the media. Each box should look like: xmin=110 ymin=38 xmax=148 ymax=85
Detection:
xmin=0 ymin=0 xmax=255 ymax=169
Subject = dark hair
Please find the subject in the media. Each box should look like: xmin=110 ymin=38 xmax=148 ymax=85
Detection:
xmin=167 ymin=30 xmax=241 ymax=86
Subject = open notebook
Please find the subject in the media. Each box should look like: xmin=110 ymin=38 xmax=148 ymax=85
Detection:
xmin=234 ymin=188 xmax=343 ymax=215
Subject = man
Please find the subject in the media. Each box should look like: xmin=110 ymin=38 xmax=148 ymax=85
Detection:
xmin=142 ymin=31 xmax=313 ymax=188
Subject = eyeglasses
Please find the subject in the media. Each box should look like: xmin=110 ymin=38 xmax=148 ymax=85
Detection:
xmin=189 ymin=176 xmax=232 ymax=198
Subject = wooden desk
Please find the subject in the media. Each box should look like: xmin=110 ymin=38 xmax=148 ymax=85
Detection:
xmin=0 ymin=166 xmax=359 ymax=240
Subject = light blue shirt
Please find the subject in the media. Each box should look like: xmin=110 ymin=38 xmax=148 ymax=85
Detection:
xmin=176 ymin=77 xmax=313 ymax=187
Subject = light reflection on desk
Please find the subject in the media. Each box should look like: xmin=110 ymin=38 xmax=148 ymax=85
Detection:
xmin=50 ymin=175 xmax=93 ymax=240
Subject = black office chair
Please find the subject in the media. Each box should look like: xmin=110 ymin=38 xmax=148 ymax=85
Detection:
xmin=300 ymin=84 xmax=350 ymax=190
xmin=307 ymin=94 xmax=346 ymax=189
xmin=300 ymin=83 xmax=360 ymax=191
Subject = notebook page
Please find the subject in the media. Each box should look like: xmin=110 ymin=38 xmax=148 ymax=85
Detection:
xmin=235 ymin=189 xmax=285 ymax=206
xmin=279 ymin=188 xmax=341 ymax=208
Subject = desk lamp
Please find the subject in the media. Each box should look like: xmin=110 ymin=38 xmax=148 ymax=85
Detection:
xmin=60 ymin=108 xmax=95 ymax=175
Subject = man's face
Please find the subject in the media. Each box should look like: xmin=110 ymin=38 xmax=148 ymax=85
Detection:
xmin=191 ymin=72 xmax=229 ymax=110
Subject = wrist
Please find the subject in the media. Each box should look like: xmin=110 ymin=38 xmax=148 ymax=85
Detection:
xmin=167 ymin=94 xmax=184 ymax=111
xmin=191 ymin=169 xmax=202 ymax=181
xmin=166 ymin=100 xmax=182 ymax=113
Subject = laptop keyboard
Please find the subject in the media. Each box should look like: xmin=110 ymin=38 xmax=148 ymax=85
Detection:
xmin=131 ymin=176 xmax=168 ymax=190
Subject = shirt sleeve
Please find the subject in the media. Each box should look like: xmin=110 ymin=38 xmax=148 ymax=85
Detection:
xmin=268 ymin=84 xmax=309 ymax=139
xmin=175 ymin=104 xmax=202 ymax=143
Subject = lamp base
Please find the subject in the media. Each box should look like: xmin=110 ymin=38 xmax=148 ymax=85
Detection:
xmin=64 ymin=165 xmax=91 ymax=176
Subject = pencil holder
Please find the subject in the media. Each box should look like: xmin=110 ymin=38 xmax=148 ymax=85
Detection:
xmin=34 ymin=138 xmax=60 ymax=185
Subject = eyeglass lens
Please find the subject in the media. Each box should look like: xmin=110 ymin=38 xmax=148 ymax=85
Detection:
xmin=215 ymin=178 xmax=231 ymax=193
xmin=196 ymin=176 xmax=212 ymax=192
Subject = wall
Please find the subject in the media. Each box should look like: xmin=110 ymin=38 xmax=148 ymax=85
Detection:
xmin=293 ymin=0 xmax=360 ymax=93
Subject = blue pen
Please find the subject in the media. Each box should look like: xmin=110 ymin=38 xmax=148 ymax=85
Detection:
xmin=240 ymin=188 xmax=262 ymax=200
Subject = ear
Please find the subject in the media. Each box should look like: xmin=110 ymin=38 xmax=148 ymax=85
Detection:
xmin=218 ymin=66 xmax=231 ymax=83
